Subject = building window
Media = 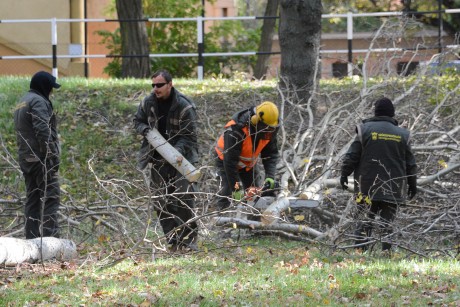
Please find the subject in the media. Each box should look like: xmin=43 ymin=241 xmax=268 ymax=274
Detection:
xmin=222 ymin=8 xmax=228 ymax=17
xmin=332 ymin=62 xmax=348 ymax=78
xmin=397 ymin=61 xmax=419 ymax=76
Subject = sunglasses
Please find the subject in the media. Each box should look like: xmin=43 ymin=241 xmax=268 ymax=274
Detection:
xmin=151 ymin=82 xmax=168 ymax=88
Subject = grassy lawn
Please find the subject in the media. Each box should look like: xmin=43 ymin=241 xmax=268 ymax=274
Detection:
xmin=1 ymin=237 xmax=459 ymax=306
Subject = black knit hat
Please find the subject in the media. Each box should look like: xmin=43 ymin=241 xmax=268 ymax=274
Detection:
xmin=374 ymin=97 xmax=395 ymax=117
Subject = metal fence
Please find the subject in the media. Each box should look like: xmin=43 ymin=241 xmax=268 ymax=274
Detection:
xmin=0 ymin=9 xmax=459 ymax=79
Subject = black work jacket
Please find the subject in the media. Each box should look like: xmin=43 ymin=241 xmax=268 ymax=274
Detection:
xmin=341 ymin=116 xmax=417 ymax=204
xmin=215 ymin=107 xmax=280 ymax=188
xmin=134 ymin=88 xmax=199 ymax=170
xmin=14 ymin=90 xmax=59 ymax=163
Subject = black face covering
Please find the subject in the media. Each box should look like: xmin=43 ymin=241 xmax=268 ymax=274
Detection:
xmin=29 ymin=71 xmax=61 ymax=100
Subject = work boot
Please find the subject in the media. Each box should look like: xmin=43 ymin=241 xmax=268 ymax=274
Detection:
xmin=182 ymin=241 xmax=199 ymax=253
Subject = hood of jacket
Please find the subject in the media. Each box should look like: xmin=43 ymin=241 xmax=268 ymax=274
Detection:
xmin=30 ymin=71 xmax=61 ymax=100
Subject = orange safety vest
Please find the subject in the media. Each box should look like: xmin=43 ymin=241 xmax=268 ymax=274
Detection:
xmin=215 ymin=120 xmax=272 ymax=171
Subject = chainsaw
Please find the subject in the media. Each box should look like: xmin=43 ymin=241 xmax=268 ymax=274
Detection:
xmin=235 ymin=182 xmax=319 ymax=220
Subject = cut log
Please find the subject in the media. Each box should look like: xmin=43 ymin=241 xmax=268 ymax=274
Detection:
xmin=214 ymin=217 xmax=324 ymax=238
xmin=0 ymin=237 xmax=77 ymax=265
xmin=145 ymin=128 xmax=201 ymax=182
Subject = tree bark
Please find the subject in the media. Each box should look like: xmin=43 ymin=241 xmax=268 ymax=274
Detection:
xmin=278 ymin=0 xmax=322 ymax=102
xmin=116 ymin=0 xmax=151 ymax=78
xmin=253 ymin=0 xmax=280 ymax=79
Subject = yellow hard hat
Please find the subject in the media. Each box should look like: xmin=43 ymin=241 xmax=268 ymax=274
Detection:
xmin=251 ymin=101 xmax=279 ymax=127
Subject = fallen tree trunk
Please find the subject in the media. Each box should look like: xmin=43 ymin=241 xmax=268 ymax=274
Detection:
xmin=214 ymin=217 xmax=324 ymax=238
xmin=260 ymin=197 xmax=320 ymax=225
xmin=0 ymin=237 xmax=77 ymax=265
xmin=261 ymin=197 xmax=290 ymax=225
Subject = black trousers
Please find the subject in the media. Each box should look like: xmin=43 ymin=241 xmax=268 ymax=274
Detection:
xmin=150 ymin=161 xmax=198 ymax=247
xmin=215 ymin=161 xmax=262 ymax=210
xmin=354 ymin=200 xmax=398 ymax=251
xmin=20 ymin=160 xmax=60 ymax=239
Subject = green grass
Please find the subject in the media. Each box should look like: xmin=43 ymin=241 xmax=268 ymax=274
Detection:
xmin=0 ymin=238 xmax=459 ymax=305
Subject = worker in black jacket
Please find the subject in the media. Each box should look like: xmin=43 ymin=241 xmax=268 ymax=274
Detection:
xmin=134 ymin=69 xmax=199 ymax=252
xmin=14 ymin=71 xmax=61 ymax=239
xmin=214 ymin=101 xmax=280 ymax=210
xmin=340 ymin=97 xmax=417 ymax=251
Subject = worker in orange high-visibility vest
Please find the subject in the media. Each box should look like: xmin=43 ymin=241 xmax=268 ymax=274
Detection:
xmin=214 ymin=101 xmax=280 ymax=210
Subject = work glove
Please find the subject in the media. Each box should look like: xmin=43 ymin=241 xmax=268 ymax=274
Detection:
xmin=261 ymin=178 xmax=277 ymax=197
xmin=264 ymin=178 xmax=275 ymax=190
xmin=407 ymin=176 xmax=417 ymax=200
xmin=232 ymin=189 xmax=244 ymax=201
xmin=340 ymin=175 xmax=348 ymax=190
xmin=142 ymin=128 xmax=150 ymax=136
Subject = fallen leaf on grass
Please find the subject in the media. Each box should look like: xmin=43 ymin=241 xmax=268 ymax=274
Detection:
xmin=92 ymin=290 xmax=107 ymax=298
xmin=354 ymin=292 xmax=367 ymax=300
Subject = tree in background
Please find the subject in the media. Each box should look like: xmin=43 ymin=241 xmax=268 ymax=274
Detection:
xmin=115 ymin=0 xmax=151 ymax=78
xmin=401 ymin=0 xmax=460 ymax=35
xmin=144 ymin=0 xmax=262 ymax=78
xmin=99 ymin=0 xmax=262 ymax=78
xmin=253 ymin=0 xmax=280 ymax=80
xmin=142 ymin=0 xmax=201 ymax=77
xmin=204 ymin=18 xmax=260 ymax=77
xmin=279 ymin=0 xmax=322 ymax=103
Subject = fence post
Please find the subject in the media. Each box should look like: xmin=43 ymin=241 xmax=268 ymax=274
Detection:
xmin=197 ymin=16 xmax=204 ymax=80
xmin=51 ymin=18 xmax=58 ymax=78
xmin=347 ymin=12 xmax=353 ymax=77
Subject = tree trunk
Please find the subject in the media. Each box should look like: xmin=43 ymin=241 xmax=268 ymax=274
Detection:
xmin=116 ymin=0 xmax=151 ymax=78
xmin=253 ymin=0 xmax=280 ymax=79
xmin=278 ymin=0 xmax=322 ymax=102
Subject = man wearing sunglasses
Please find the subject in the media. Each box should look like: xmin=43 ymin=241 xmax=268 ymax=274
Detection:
xmin=214 ymin=101 xmax=280 ymax=212
xmin=134 ymin=69 xmax=199 ymax=252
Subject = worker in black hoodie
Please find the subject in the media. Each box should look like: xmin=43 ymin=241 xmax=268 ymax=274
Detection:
xmin=14 ymin=71 xmax=61 ymax=239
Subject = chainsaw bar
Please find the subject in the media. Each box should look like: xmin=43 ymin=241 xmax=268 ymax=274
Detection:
xmin=287 ymin=198 xmax=320 ymax=208
xmin=252 ymin=196 xmax=320 ymax=209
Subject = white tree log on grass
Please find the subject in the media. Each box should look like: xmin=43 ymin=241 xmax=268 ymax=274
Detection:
xmin=0 ymin=237 xmax=77 ymax=265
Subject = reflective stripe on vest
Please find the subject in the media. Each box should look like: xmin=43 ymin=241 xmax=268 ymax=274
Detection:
xmin=215 ymin=119 xmax=271 ymax=171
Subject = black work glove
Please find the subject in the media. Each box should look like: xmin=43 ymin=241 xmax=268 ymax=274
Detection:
xmin=142 ymin=128 xmax=150 ymax=137
xmin=340 ymin=176 xmax=348 ymax=190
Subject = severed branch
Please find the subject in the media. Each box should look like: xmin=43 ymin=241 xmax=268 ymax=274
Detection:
xmin=214 ymin=217 xmax=324 ymax=238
